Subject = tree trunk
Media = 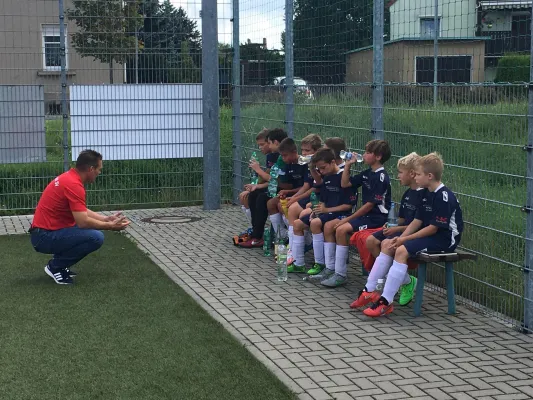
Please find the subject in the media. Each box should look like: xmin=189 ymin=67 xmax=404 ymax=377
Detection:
xmin=109 ymin=61 xmax=114 ymax=84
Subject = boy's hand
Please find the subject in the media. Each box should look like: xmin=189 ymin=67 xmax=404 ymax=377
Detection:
xmin=391 ymin=236 xmax=407 ymax=249
xmin=249 ymin=160 xmax=261 ymax=172
xmin=278 ymin=190 xmax=291 ymax=198
xmin=383 ymin=225 xmax=401 ymax=237
xmin=334 ymin=219 xmax=348 ymax=229
xmin=287 ymin=196 xmax=299 ymax=207
xmin=313 ymin=202 xmax=327 ymax=215
xmin=345 ymin=157 xmax=357 ymax=166
xmin=244 ymin=184 xmax=257 ymax=192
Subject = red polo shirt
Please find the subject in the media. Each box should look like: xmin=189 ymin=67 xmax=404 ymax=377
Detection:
xmin=32 ymin=169 xmax=87 ymax=230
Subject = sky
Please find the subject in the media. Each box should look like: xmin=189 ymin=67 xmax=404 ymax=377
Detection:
xmin=171 ymin=0 xmax=285 ymax=50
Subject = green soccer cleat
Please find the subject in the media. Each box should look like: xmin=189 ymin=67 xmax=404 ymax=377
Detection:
xmin=399 ymin=276 xmax=417 ymax=306
xmin=307 ymin=263 xmax=325 ymax=276
xmin=287 ymin=263 xmax=307 ymax=273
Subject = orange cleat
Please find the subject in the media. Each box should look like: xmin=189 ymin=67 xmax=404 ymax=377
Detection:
xmin=350 ymin=290 xmax=381 ymax=309
xmin=363 ymin=297 xmax=394 ymax=317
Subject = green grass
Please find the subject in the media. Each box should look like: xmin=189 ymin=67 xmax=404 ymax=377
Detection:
xmin=0 ymin=233 xmax=296 ymax=400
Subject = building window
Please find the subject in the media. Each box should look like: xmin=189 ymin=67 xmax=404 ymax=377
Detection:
xmin=416 ymin=56 xmax=472 ymax=84
xmin=42 ymin=25 xmax=67 ymax=71
xmin=420 ymin=17 xmax=440 ymax=39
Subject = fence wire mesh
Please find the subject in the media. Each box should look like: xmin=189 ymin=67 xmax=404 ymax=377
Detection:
xmin=233 ymin=0 xmax=533 ymax=332
xmin=0 ymin=0 xmax=233 ymax=214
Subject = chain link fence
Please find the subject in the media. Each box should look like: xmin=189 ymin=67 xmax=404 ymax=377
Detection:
xmin=232 ymin=0 xmax=533 ymax=332
xmin=0 ymin=0 xmax=233 ymax=215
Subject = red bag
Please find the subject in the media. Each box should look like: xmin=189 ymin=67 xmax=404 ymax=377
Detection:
xmin=349 ymin=229 xmax=418 ymax=272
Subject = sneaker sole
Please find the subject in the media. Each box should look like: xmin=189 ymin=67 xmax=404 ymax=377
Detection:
xmin=44 ymin=266 xmax=72 ymax=285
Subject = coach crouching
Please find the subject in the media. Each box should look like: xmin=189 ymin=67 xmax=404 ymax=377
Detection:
xmin=29 ymin=150 xmax=130 ymax=285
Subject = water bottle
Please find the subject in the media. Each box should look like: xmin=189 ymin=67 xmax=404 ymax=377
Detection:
xmin=263 ymin=226 xmax=271 ymax=256
xmin=310 ymin=192 xmax=320 ymax=215
xmin=250 ymin=151 xmax=259 ymax=185
xmin=376 ymin=278 xmax=385 ymax=294
xmin=340 ymin=150 xmax=363 ymax=163
xmin=268 ymin=165 xmax=280 ymax=198
xmin=274 ymin=224 xmax=282 ymax=259
xmin=387 ymin=203 xmax=398 ymax=228
xmin=298 ymin=155 xmax=312 ymax=165
xmin=277 ymin=244 xmax=288 ymax=282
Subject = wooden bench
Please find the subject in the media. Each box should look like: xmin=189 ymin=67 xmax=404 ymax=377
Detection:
xmin=410 ymin=250 xmax=477 ymax=316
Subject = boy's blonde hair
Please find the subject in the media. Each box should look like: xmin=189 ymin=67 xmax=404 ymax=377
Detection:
xmin=301 ymin=134 xmax=322 ymax=151
xmin=256 ymin=128 xmax=269 ymax=141
xmin=397 ymin=152 xmax=420 ymax=171
xmin=418 ymin=152 xmax=444 ymax=181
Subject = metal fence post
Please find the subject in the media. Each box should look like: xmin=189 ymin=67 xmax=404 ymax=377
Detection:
xmin=524 ymin=15 xmax=533 ymax=333
xmin=433 ymin=0 xmax=439 ymax=107
xmin=372 ymin=0 xmax=384 ymax=140
xmin=59 ymin=0 xmax=69 ymax=171
xmin=285 ymin=0 xmax=294 ymax=138
xmin=232 ymin=0 xmax=242 ymax=204
xmin=202 ymin=0 xmax=220 ymax=210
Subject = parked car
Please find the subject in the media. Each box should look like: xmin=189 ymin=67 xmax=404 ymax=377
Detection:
xmin=276 ymin=77 xmax=314 ymax=100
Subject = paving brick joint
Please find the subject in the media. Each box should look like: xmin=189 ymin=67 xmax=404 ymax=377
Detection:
xmin=3 ymin=206 xmax=533 ymax=400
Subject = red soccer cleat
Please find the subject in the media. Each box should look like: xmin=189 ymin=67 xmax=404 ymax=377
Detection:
xmin=238 ymin=238 xmax=264 ymax=248
xmin=363 ymin=297 xmax=394 ymax=317
xmin=350 ymin=290 xmax=381 ymax=309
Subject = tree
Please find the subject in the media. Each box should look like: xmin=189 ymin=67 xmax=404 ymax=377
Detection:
xmin=132 ymin=0 xmax=201 ymax=83
xmin=292 ymin=0 xmax=389 ymax=83
xmin=67 ymin=0 xmax=143 ymax=83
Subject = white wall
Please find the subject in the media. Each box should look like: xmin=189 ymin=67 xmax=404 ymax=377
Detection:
xmin=70 ymin=84 xmax=203 ymax=161
xmin=390 ymin=0 xmax=477 ymax=40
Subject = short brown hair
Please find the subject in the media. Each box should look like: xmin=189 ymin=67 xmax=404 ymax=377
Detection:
xmin=418 ymin=152 xmax=444 ymax=180
xmin=397 ymin=152 xmax=420 ymax=171
xmin=279 ymin=138 xmax=298 ymax=154
xmin=256 ymin=128 xmax=269 ymax=141
xmin=301 ymin=134 xmax=322 ymax=151
xmin=76 ymin=149 xmax=102 ymax=171
xmin=366 ymin=140 xmax=391 ymax=164
xmin=311 ymin=147 xmax=335 ymax=164
xmin=324 ymin=137 xmax=346 ymax=159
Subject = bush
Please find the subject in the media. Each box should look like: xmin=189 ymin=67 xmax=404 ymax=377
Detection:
xmin=495 ymin=54 xmax=530 ymax=83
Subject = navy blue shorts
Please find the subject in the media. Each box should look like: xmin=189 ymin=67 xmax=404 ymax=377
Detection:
xmin=348 ymin=215 xmax=387 ymax=232
xmin=297 ymin=196 xmax=311 ymax=209
xmin=300 ymin=212 xmax=347 ymax=226
xmin=372 ymin=229 xmax=401 ymax=242
xmin=404 ymin=234 xmax=461 ymax=256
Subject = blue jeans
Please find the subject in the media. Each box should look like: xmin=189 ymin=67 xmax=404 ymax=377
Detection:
xmin=30 ymin=227 xmax=104 ymax=270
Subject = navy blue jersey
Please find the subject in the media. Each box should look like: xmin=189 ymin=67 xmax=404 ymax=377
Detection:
xmin=349 ymin=167 xmax=391 ymax=216
xmin=319 ymin=170 xmax=357 ymax=209
xmin=415 ymin=184 xmax=464 ymax=246
xmin=283 ymin=163 xmax=307 ymax=189
xmin=399 ymin=188 xmax=426 ymax=226
xmin=265 ymin=152 xmax=278 ymax=169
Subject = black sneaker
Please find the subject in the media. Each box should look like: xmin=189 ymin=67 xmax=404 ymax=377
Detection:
xmin=44 ymin=265 xmax=74 ymax=285
xmin=65 ymin=268 xmax=77 ymax=277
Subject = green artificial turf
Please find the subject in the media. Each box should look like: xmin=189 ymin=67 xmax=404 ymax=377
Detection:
xmin=0 ymin=233 xmax=296 ymax=400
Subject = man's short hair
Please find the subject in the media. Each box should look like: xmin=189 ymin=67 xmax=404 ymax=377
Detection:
xmin=324 ymin=137 xmax=346 ymax=159
xmin=311 ymin=147 xmax=335 ymax=165
xmin=279 ymin=138 xmax=297 ymax=154
xmin=366 ymin=140 xmax=391 ymax=164
xmin=418 ymin=152 xmax=444 ymax=180
xmin=256 ymin=128 xmax=269 ymax=141
xmin=76 ymin=149 xmax=103 ymax=171
xmin=301 ymin=134 xmax=322 ymax=151
xmin=267 ymin=128 xmax=288 ymax=144
xmin=397 ymin=152 xmax=420 ymax=171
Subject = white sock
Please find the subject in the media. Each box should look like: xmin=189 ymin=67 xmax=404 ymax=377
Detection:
xmin=293 ymin=234 xmax=305 ymax=266
xmin=282 ymin=214 xmax=289 ymax=227
xmin=304 ymin=230 xmax=313 ymax=246
xmin=288 ymin=226 xmax=294 ymax=249
xmin=402 ymin=272 xmax=412 ymax=285
xmin=270 ymin=213 xmax=283 ymax=238
xmin=324 ymin=242 xmax=336 ymax=271
xmin=245 ymin=208 xmax=251 ymax=224
xmin=382 ymin=261 xmax=409 ymax=304
xmin=366 ymin=252 xmax=394 ymax=292
xmin=334 ymin=245 xmax=349 ymax=277
xmin=312 ymin=233 xmax=325 ymax=265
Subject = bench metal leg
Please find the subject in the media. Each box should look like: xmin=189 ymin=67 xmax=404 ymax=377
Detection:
xmin=414 ymin=263 xmax=426 ymax=317
xmin=445 ymin=261 xmax=456 ymax=315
